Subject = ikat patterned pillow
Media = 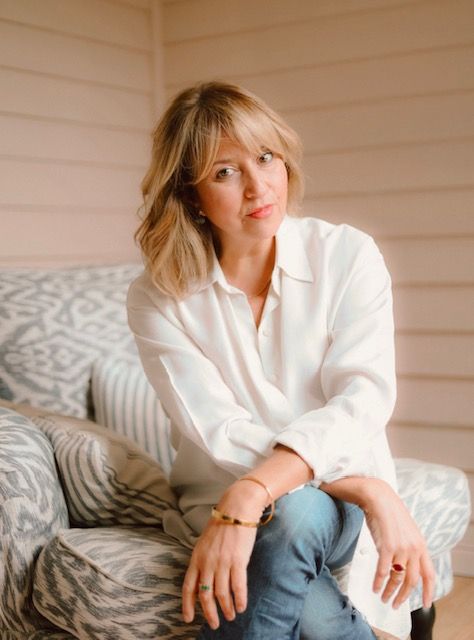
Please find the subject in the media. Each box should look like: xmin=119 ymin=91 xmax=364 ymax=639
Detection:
xmin=0 ymin=264 xmax=142 ymax=418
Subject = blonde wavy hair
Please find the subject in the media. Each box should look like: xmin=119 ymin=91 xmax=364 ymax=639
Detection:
xmin=135 ymin=81 xmax=304 ymax=299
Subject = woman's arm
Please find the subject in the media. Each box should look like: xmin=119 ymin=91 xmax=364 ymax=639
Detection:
xmin=319 ymin=476 xmax=435 ymax=611
xmin=183 ymin=453 xmax=435 ymax=630
xmin=182 ymin=444 xmax=313 ymax=630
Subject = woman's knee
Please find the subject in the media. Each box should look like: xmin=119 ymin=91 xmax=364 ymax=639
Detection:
xmin=256 ymin=485 xmax=342 ymax=559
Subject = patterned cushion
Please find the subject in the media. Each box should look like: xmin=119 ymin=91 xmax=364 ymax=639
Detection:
xmin=0 ymin=264 xmax=141 ymax=418
xmin=0 ymin=408 xmax=69 ymax=637
xmin=33 ymin=526 xmax=203 ymax=640
xmin=91 ymin=356 xmax=175 ymax=475
xmin=30 ymin=413 xmax=179 ymax=527
xmin=395 ymin=458 xmax=471 ymax=610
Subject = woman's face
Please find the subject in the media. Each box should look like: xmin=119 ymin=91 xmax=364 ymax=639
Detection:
xmin=195 ymin=138 xmax=288 ymax=254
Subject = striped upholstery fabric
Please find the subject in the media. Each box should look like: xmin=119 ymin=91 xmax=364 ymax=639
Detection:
xmin=92 ymin=356 xmax=175 ymax=475
xmin=31 ymin=413 xmax=179 ymax=527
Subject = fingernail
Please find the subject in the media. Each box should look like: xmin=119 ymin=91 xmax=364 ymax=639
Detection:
xmin=183 ymin=614 xmax=192 ymax=623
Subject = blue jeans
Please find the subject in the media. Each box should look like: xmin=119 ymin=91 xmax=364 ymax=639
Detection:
xmin=198 ymin=485 xmax=377 ymax=640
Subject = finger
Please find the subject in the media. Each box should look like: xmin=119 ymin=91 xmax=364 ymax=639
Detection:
xmin=230 ymin=563 xmax=248 ymax=614
xmin=182 ymin=565 xmax=198 ymax=623
xmin=420 ymin=552 xmax=435 ymax=608
xmin=215 ymin=568 xmax=236 ymax=622
xmin=392 ymin=558 xmax=420 ymax=609
xmin=198 ymin=576 xmax=220 ymax=630
xmin=373 ymin=550 xmax=393 ymax=594
xmin=381 ymin=560 xmax=408 ymax=604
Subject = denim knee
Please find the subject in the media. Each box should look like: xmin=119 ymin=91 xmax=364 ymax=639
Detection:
xmin=257 ymin=485 xmax=342 ymax=562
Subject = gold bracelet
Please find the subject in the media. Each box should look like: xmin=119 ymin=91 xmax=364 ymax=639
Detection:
xmin=237 ymin=475 xmax=275 ymax=526
xmin=211 ymin=507 xmax=259 ymax=528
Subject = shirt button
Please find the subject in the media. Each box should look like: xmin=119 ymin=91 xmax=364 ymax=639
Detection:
xmin=359 ymin=547 xmax=369 ymax=556
xmin=262 ymin=328 xmax=271 ymax=337
xmin=268 ymin=373 xmax=277 ymax=383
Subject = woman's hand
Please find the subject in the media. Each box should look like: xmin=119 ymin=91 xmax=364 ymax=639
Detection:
xmin=182 ymin=481 xmax=267 ymax=630
xmin=320 ymin=477 xmax=435 ymax=610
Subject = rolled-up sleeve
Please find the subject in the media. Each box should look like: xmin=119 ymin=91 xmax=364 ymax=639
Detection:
xmin=127 ymin=282 xmax=276 ymax=477
xmin=274 ymin=236 xmax=396 ymax=483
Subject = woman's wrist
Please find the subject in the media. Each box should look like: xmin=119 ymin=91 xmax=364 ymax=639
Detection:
xmin=216 ymin=480 xmax=269 ymax=522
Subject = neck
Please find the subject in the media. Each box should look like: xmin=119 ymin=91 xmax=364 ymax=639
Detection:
xmin=219 ymin=238 xmax=276 ymax=294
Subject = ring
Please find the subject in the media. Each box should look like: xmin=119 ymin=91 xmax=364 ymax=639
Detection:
xmin=199 ymin=584 xmax=212 ymax=592
xmin=391 ymin=563 xmax=406 ymax=574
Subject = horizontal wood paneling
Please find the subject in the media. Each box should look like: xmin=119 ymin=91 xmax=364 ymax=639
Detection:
xmin=0 ymin=69 xmax=152 ymax=128
xmin=378 ymin=238 xmax=474 ymax=285
xmin=0 ymin=115 xmax=150 ymax=166
xmin=163 ymin=0 xmax=423 ymax=42
xmin=285 ymin=92 xmax=474 ymax=154
xmin=393 ymin=378 xmax=474 ymax=427
xmin=304 ymin=141 xmax=474 ymax=197
xmin=0 ymin=210 xmax=140 ymax=262
xmin=389 ymin=423 xmax=473 ymax=468
xmin=394 ymin=287 xmax=474 ymax=333
xmin=0 ymin=0 xmax=150 ymax=49
xmin=0 ymin=20 xmax=151 ymax=90
xmin=395 ymin=334 xmax=474 ymax=377
xmin=0 ymin=158 xmax=143 ymax=208
xmin=164 ymin=0 xmax=474 ymax=85
xmin=167 ymin=46 xmax=474 ymax=110
xmin=303 ymin=189 xmax=474 ymax=238
xmin=111 ymin=0 xmax=149 ymax=9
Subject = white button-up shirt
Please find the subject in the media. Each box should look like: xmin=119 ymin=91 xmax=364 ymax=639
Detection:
xmin=127 ymin=215 xmax=410 ymax=639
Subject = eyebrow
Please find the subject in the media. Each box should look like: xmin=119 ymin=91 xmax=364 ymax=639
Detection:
xmin=211 ymin=158 xmax=234 ymax=167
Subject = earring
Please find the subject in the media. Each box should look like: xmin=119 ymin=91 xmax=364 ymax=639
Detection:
xmin=196 ymin=210 xmax=206 ymax=225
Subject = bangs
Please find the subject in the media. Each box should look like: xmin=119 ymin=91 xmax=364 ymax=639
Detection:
xmin=189 ymin=104 xmax=287 ymax=184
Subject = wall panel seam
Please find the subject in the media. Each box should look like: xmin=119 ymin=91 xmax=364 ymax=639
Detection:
xmin=0 ymin=110 xmax=150 ymax=134
xmin=396 ymin=330 xmax=474 ymax=337
xmin=0 ymin=17 xmax=152 ymax=54
xmin=101 ymin=0 xmax=149 ymax=13
xmin=393 ymin=282 xmax=474 ymax=289
xmin=304 ymin=136 xmax=474 ymax=157
xmin=0 ymin=154 xmax=146 ymax=171
xmin=0 ymin=204 xmax=139 ymax=214
xmin=397 ymin=373 xmax=474 ymax=382
xmin=0 ymin=64 xmax=152 ymax=96
xmin=278 ymin=88 xmax=474 ymax=115
xmin=390 ymin=422 xmax=474 ymax=431
xmin=306 ymin=185 xmax=474 ymax=199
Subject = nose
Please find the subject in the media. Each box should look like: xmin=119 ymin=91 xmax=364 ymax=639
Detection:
xmin=243 ymin=167 xmax=267 ymax=199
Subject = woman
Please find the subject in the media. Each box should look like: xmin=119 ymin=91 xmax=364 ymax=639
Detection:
xmin=127 ymin=81 xmax=434 ymax=640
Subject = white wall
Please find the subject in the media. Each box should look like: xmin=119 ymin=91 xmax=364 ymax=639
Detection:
xmin=161 ymin=0 xmax=474 ymax=574
xmin=0 ymin=0 xmax=160 ymax=266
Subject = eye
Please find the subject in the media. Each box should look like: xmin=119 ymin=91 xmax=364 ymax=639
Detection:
xmin=215 ymin=166 xmax=235 ymax=179
xmin=258 ymin=150 xmax=274 ymax=164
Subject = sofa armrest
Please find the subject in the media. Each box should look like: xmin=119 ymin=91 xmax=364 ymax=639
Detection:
xmin=0 ymin=408 xmax=69 ymax=636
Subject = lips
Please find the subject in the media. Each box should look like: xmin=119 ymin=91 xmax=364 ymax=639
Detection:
xmin=247 ymin=204 xmax=273 ymax=219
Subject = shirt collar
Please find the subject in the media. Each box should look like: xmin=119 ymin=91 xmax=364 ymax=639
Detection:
xmin=205 ymin=215 xmax=314 ymax=293
xmin=274 ymin=216 xmax=313 ymax=283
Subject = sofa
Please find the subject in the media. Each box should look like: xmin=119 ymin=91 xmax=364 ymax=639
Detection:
xmin=0 ymin=264 xmax=470 ymax=639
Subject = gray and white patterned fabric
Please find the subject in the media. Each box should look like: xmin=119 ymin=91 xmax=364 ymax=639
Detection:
xmin=92 ymin=355 xmax=175 ymax=475
xmin=33 ymin=526 xmax=203 ymax=640
xmin=395 ymin=458 xmax=471 ymax=610
xmin=0 ymin=264 xmax=141 ymax=418
xmin=0 ymin=408 xmax=69 ymax=637
xmin=31 ymin=413 xmax=179 ymax=528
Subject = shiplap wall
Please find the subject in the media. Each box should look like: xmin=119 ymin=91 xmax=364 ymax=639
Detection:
xmin=0 ymin=0 xmax=159 ymax=266
xmin=161 ymin=0 xmax=474 ymax=574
